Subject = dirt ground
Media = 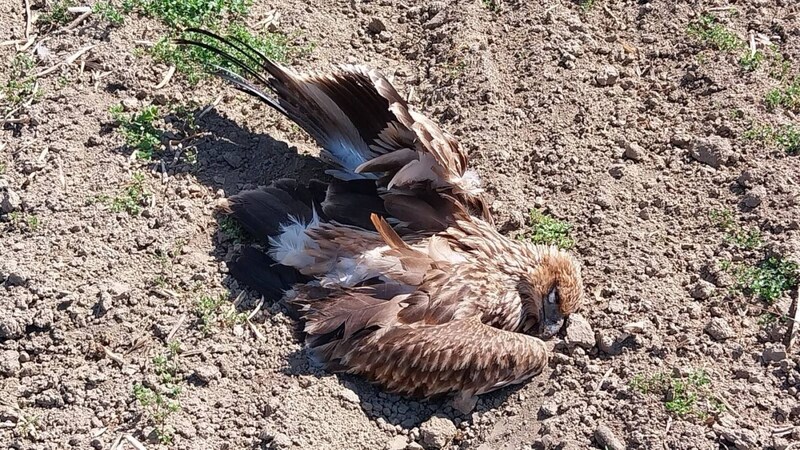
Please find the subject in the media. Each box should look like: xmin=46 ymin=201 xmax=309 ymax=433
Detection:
xmin=2 ymin=0 xmax=800 ymax=449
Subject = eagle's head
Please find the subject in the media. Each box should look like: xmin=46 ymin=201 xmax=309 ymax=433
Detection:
xmin=520 ymin=246 xmax=585 ymax=339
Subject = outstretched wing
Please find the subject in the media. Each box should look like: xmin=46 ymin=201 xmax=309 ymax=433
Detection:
xmin=175 ymin=28 xmax=492 ymax=223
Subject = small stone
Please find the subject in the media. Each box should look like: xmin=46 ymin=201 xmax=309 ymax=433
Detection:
xmin=608 ymin=165 xmax=625 ymax=179
xmin=0 ymin=189 xmax=21 ymax=213
xmin=384 ymin=435 xmax=408 ymax=450
xmin=689 ymin=136 xmax=734 ymax=168
xmin=121 ymin=98 xmax=138 ymax=111
xmin=5 ymin=271 xmax=27 ymax=287
xmin=539 ymin=401 xmax=558 ymax=418
xmin=713 ymin=415 xmax=759 ymax=450
xmin=565 ymin=314 xmax=595 ymax=349
xmin=705 ymin=318 xmax=736 ymax=341
xmin=222 ymin=153 xmax=243 ymax=168
xmin=742 ymin=186 xmax=767 ymax=208
xmin=596 ymin=330 xmax=624 ymax=355
xmin=690 ymin=280 xmax=716 ymax=299
xmin=192 ymin=364 xmax=221 ymax=384
xmin=339 ymin=387 xmax=360 ymax=404
xmin=368 ymin=17 xmax=387 ymax=34
xmin=623 ymin=142 xmax=645 ymax=161
xmin=595 ymin=65 xmax=619 ymax=87
xmin=0 ymin=316 xmax=23 ymax=340
xmin=762 ymin=344 xmax=787 ymax=364
xmin=594 ymin=424 xmax=625 ymax=450
xmin=419 ymin=416 xmax=457 ymax=449
xmin=0 ymin=350 xmax=21 ymax=376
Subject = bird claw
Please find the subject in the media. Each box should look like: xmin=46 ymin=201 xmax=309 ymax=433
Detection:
xmin=452 ymin=392 xmax=478 ymax=415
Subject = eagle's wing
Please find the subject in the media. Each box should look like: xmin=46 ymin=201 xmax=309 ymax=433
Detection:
xmin=175 ymin=29 xmax=492 ymax=224
xmin=344 ymin=316 xmax=548 ymax=405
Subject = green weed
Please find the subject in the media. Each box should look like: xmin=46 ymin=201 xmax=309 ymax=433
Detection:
xmin=133 ymin=342 xmax=182 ymax=444
xmin=111 ymin=172 xmax=150 ymax=215
xmin=92 ymin=1 xmax=125 ymax=26
xmin=519 ymin=209 xmax=575 ymax=249
xmin=195 ymin=293 xmax=247 ymax=334
xmin=481 ymin=0 xmax=501 ymax=12
xmin=37 ymin=0 xmax=75 ymax=29
xmin=110 ymin=104 xmax=162 ymax=159
xmin=578 ymin=0 xmax=597 ymax=11
xmin=734 ymin=256 xmax=798 ymax=303
xmin=630 ymin=369 xmax=722 ymax=418
xmin=744 ymin=123 xmax=800 ymax=155
xmin=738 ymin=50 xmax=764 ymax=72
xmin=130 ymin=0 xmax=250 ymax=28
xmin=765 ymin=78 xmax=800 ymax=112
xmin=687 ymin=14 xmax=742 ymax=52
xmin=2 ymin=54 xmax=40 ymax=117
xmin=708 ymin=209 xmax=762 ymax=249
xmin=218 ymin=215 xmax=246 ymax=243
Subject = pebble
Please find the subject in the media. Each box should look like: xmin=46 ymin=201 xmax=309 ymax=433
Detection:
xmin=368 ymin=17 xmax=387 ymax=34
xmin=705 ymin=318 xmax=736 ymax=341
xmin=0 ymin=189 xmax=21 ymax=213
xmin=419 ymin=416 xmax=457 ymax=449
xmin=594 ymin=424 xmax=625 ymax=450
xmin=222 ymin=153 xmax=243 ymax=168
xmin=742 ymin=186 xmax=767 ymax=208
xmin=0 ymin=350 xmax=21 ymax=376
xmin=0 ymin=316 xmax=23 ymax=340
xmin=339 ymin=387 xmax=360 ymax=404
xmin=192 ymin=364 xmax=222 ymax=384
xmin=595 ymin=65 xmax=620 ymax=87
xmin=762 ymin=344 xmax=787 ymax=364
xmin=565 ymin=314 xmax=595 ymax=349
xmin=689 ymin=136 xmax=735 ymax=168
xmin=623 ymin=142 xmax=645 ymax=161
xmin=690 ymin=280 xmax=715 ymax=300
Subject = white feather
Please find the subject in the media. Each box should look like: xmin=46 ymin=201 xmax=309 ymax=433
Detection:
xmin=268 ymin=209 xmax=321 ymax=270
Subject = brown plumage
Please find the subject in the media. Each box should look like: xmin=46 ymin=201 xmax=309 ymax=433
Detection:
xmin=176 ymin=29 xmax=586 ymax=412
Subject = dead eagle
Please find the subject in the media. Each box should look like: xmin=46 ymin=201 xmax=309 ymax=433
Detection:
xmin=177 ymin=29 xmax=585 ymax=413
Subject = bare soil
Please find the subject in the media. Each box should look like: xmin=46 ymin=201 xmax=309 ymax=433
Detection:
xmin=2 ymin=1 xmax=800 ymax=449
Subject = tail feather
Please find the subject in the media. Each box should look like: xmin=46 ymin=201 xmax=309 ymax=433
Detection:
xmin=225 ymin=179 xmax=318 ymax=240
xmin=228 ymin=246 xmax=310 ymax=302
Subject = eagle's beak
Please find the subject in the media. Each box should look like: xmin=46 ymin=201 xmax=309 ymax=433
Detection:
xmin=538 ymin=287 xmax=564 ymax=339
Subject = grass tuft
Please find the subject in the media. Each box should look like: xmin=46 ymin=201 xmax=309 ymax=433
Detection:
xmin=733 ymin=256 xmax=798 ymax=304
xmin=708 ymin=209 xmax=762 ymax=249
xmin=765 ymin=78 xmax=800 ymax=112
xmin=37 ymin=0 xmax=76 ymax=29
xmin=92 ymin=1 xmax=125 ymax=25
xmin=134 ymin=342 xmax=182 ymax=444
xmin=744 ymin=123 xmax=800 ymax=155
xmin=2 ymin=53 xmax=41 ymax=118
xmin=630 ymin=369 xmax=723 ymax=418
xmin=110 ymin=104 xmax=162 ymax=159
xmin=109 ymin=172 xmax=150 ymax=215
xmin=687 ymin=14 xmax=742 ymax=52
xmin=519 ymin=209 xmax=575 ymax=250
xmin=195 ymin=293 xmax=247 ymax=335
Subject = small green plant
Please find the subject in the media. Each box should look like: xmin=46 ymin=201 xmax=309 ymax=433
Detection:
xmin=630 ymin=369 xmax=722 ymax=418
xmin=687 ymin=14 xmax=742 ymax=52
xmin=196 ymin=293 xmax=247 ymax=334
xmin=134 ymin=342 xmax=182 ymax=444
xmin=37 ymin=0 xmax=76 ymax=29
xmin=739 ymin=50 xmax=764 ymax=72
xmin=734 ymin=256 xmax=798 ymax=303
xmin=111 ymin=104 xmax=162 ymax=159
xmin=708 ymin=209 xmax=762 ymax=249
xmin=481 ymin=0 xmax=501 ymax=12
xmin=744 ymin=123 xmax=800 ymax=155
xmin=519 ymin=209 xmax=575 ymax=249
xmin=25 ymin=215 xmax=40 ymax=231
xmin=111 ymin=172 xmax=150 ymax=215
xmin=578 ymin=0 xmax=596 ymax=10
xmin=765 ymin=78 xmax=800 ymax=112
xmin=218 ymin=215 xmax=246 ymax=243
xmin=130 ymin=0 xmax=250 ymax=28
xmin=2 ymin=53 xmax=40 ymax=117
xmin=92 ymin=1 xmax=125 ymax=25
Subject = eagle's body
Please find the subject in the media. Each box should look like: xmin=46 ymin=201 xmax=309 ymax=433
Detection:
xmin=177 ymin=29 xmax=585 ymax=412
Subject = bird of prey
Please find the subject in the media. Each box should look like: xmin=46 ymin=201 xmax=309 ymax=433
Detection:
xmin=176 ymin=29 xmax=586 ymax=413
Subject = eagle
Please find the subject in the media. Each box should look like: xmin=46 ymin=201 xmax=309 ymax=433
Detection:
xmin=176 ymin=29 xmax=586 ymax=413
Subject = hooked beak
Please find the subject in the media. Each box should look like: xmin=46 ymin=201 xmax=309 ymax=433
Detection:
xmin=537 ymin=287 xmax=564 ymax=339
